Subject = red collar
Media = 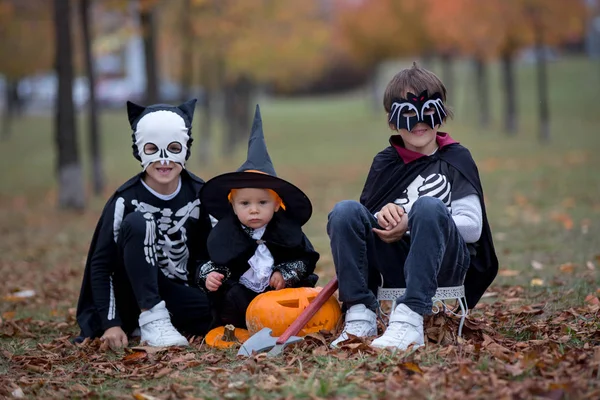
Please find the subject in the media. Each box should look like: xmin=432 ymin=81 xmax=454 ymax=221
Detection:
xmin=390 ymin=132 xmax=458 ymax=163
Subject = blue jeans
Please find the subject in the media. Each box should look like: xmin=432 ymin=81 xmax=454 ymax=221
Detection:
xmin=327 ymin=197 xmax=470 ymax=316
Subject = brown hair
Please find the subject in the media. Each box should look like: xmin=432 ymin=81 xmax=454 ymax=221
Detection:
xmin=383 ymin=62 xmax=453 ymax=121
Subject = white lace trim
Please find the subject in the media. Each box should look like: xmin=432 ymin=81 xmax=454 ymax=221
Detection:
xmin=239 ymin=225 xmax=274 ymax=293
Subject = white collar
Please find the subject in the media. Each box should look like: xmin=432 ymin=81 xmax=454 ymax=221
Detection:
xmin=141 ymin=177 xmax=182 ymax=201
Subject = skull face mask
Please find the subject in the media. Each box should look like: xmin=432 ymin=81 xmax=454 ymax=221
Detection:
xmin=388 ymin=90 xmax=447 ymax=131
xmin=127 ymin=99 xmax=197 ymax=171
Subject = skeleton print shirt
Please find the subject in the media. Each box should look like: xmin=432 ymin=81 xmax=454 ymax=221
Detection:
xmin=76 ymin=170 xmax=211 ymax=336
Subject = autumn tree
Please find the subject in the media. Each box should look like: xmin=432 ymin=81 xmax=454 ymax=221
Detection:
xmin=54 ymin=0 xmax=85 ymax=209
xmin=158 ymin=0 xmax=331 ymax=159
xmin=335 ymin=0 xmax=430 ymax=109
xmin=422 ymin=0 xmax=503 ymax=128
xmin=522 ymin=0 xmax=587 ymax=143
xmin=487 ymin=0 xmax=586 ymax=138
xmin=0 ymin=0 xmax=53 ymax=139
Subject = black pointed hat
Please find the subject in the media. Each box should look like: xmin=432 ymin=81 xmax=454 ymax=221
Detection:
xmin=201 ymin=105 xmax=312 ymax=226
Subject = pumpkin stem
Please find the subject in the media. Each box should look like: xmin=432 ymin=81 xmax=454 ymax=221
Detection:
xmin=222 ymin=324 xmax=238 ymax=343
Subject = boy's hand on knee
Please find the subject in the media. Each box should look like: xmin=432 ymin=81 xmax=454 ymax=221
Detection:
xmin=101 ymin=326 xmax=128 ymax=349
xmin=377 ymin=203 xmax=405 ymax=230
xmin=270 ymin=271 xmax=285 ymax=290
xmin=373 ymin=213 xmax=408 ymax=243
xmin=205 ymin=272 xmax=224 ymax=291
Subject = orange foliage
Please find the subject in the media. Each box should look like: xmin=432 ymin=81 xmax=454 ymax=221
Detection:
xmin=0 ymin=0 xmax=53 ymax=79
xmin=335 ymin=0 xmax=588 ymax=62
xmin=335 ymin=0 xmax=429 ymax=68
xmin=158 ymin=0 xmax=331 ymax=89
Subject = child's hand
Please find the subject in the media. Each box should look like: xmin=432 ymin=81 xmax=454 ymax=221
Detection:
xmin=377 ymin=203 xmax=405 ymax=230
xmin=205 ymin=272 xmax=224 ymax=291
xmin=270 ymin=271 xmax=285 ymax=290
xmin=373 ymin=213 xmax=408 ymax=243
xmin=101 ymin=326 xmax=128 ymax=349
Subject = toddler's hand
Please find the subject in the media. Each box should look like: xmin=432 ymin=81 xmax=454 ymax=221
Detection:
xmin=270 ymin=271 xmax=285 ymax=290
xmin=377 ymin=203 xmax=405 ymax=230
xmin=101 ymin=326 xmax=128 ymax=349
xmin=205 ymin=272 xmax=224 ymax=291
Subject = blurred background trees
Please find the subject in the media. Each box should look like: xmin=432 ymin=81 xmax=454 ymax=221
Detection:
xmin=0 ymin=0 xmax=594 ymax=209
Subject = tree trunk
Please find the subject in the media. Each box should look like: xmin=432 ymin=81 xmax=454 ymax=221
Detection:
xmin=222 ymin=76 xmax=253 ymax=158
xmin=180 ymin=0 xmax=193 ymax=101
xmin=80 ymin=0 xmax=104 ymax=195
xmin=368 ymin=64 xmax=379 ymax=113
xmin=198 ymin=56 xmax=213 ymax=166
xmin=474 ymin=58 xmax=490 ymax=129
xmin=198 ymin=88 xmax=212 ymax=166
xmin=534 ymin=26 xmax=550 ymax=144
xmin=53 ymin=0 xmax=85 ymax=209
xmin=501 ymin=52 xmax=518 ymax=135
xmin=440 ymin=53 xmax=454 ymax=105
xmin=140 ymin=3 xmax=158 ymax=104
xmin=1 ymin=79 xmax=15 ymax=140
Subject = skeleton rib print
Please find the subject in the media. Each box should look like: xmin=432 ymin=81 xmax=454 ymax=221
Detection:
xmin=393 ymin=173 xmax=452 ymax=213
xmin=111 ymin=199 xmax=202 ymax=282
xmin=418 ymin=173 xmax=451 ymax=206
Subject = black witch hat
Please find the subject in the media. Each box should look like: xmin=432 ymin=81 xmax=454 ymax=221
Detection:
xmin=201 ymin=105 xmax=312 ymax=226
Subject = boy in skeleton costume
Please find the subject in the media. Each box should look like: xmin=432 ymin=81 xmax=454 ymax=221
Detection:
xmin=198 ymin=105 xmax=319 ymax=328
xmin=76 ymin=99 xmax=215 ymax=348
xmin=329 ymin=63 xmax=498 ymax=349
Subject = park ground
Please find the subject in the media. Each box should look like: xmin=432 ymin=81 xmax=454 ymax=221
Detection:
xmin=1 ymin=57 xmax=600 ymax=399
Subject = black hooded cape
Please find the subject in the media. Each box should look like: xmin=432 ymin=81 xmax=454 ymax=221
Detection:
xmin=75 ymin=170 xmax=211 ymax=339
xmin=207 ymin=211 xmax=319 ymax=286
xmin=360 ymin=143 xmax=498 ymax=308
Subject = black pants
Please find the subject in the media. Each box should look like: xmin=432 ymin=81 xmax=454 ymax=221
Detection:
xmin=209 ymin=280 xmax=263 ymax=329
xmin=327 ymin=197 xmax=470 ymax=315
xmin=114 ymin=212 xmax=215 ymax=336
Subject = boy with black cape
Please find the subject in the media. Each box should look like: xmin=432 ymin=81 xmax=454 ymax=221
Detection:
xmin=328 ymin=63 xmax=498 ymax=350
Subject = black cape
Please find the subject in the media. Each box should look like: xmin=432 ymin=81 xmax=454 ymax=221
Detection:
xmin=207 ymin=211 xmax=319 ymax=286
xmin=360 ymin=143 xmax=498 ymax=308
xmin=75 ymin=170 xmax=210 ymax=339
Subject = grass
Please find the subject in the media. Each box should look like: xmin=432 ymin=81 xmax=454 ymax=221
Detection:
xmin=1 ymin=55 xmax=600 ymax=398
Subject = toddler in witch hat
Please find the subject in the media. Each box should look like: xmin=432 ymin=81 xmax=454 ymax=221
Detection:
xmin=197 ymin=105 xmax=320 ymax=328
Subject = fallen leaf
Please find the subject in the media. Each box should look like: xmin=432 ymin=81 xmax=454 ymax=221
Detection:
xmin=584 ymin=294 xmax=600 ymax=306
xmin=531 ymin=260 xmax=544 ymax=270
xmin=400 ymin=362 xmax=423 ymax=374
xmin=130 ymin=346 xmax=169 ymax=354
xmin=154 ymin=367 xmax=173 ymax=379
xmin=499 ymin=269 xmax=520 ymax=277
xmin=530 ymin=278 xmax=544 ymax=286
xmin=132 ymin=392 xmax=161 ymax=400
xmin=587 ymin=261 xmax=596 ymax=271
xmin=70 ymin=384 xmax=90 ymax=394
xmin=123 ymin=351 xmax=147 ymax=363
xmin=2 ymin=311 xmax=16 ymax=320
xmin=559 ymin=263 xmax=575 ymax=274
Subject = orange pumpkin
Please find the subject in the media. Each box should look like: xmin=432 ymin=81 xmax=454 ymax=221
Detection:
xmin=205 ymin=325 xmax=250 ymax=349
xmin=245 ymin=287 xmax=341 ymax=336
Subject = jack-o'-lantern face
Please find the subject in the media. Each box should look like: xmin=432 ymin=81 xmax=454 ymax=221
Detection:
xmin=245 ymin=287 xmax=342 ymax=336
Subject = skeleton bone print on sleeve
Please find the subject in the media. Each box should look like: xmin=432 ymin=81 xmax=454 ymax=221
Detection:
xmin=132 ymin=199 xmax=200 ymax=281
xmin=394 ymin=174 xmax=452 ymax=213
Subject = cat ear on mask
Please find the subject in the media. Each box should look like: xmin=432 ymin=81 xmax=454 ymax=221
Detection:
xmin=126 ymin=101 xmax=146 ymax=128
xmin=178 ymin=99 xmax=197 ymax=126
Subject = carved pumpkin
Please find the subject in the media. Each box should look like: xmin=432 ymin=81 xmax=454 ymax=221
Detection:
xmin=205 ymin=325 xmax=250 ymax=349
xmin=246 ymin=287 xmax=341 ymax=336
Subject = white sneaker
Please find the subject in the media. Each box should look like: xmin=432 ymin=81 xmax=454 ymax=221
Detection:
xmin=370 ymin=304 xmax=424 ymax=350
xmin=330 ymin=304 xmax=377 ymax=348
xmin=139 ymin=300 xmax=189 ymax=347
